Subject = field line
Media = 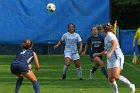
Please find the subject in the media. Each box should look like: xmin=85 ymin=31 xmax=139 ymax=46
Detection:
xmin=125 ymin=62 xmax=140 ymax=73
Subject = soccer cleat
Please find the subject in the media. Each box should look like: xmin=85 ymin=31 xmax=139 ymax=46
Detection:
xmin=62 ymin=74 xmax=66 ymax=80
xmin=78 ymin=78 xmax=83 ymax=80
xmin=90 ymin=70 xmax=93 ymax=79
xmin=130 ymin=84 xmax=135 ymax=93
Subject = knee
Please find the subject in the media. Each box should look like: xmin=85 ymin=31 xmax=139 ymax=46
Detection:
xmin=65 ymin=63 xmax=70 ymax=66
xmin=108 ymin=77 xmax=115 ymax=83
xmin=114 ymin=75 xmax=120 ymax=80
xmin=75 ymin=65 xmax=80 ymax=68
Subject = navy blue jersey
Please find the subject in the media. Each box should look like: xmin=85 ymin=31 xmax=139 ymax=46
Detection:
xmin=87 ymin=34 xmax=104 ymax=54
xmin=12 ymin=49 xmax=34 ymax=65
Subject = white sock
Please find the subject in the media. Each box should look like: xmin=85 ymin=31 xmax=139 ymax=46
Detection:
xmin=76 ymin=66 xmax=82 ymax=79
xmin=119 ymin=75 xmax=132 ymax=88
xmin=63 ymin=65 xmax=68 ymax=75
xmin=109 ymin=81 xmax=119 ymax=93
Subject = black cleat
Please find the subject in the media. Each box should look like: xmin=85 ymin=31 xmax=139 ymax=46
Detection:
xmin=78 ymin=78 xmax=83 ymax=80
xmin=62 ymin=74 xmax=66 ymax=80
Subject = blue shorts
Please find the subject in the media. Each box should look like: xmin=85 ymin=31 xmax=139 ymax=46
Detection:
xmin=10 ymin=63 xmax=29 ymax=75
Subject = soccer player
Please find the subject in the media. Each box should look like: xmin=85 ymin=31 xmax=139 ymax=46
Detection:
xmin=10 ymin=39 xmax=40 ymax=93
xmin=54 ymin=23 xmax=83 ymax=80
xmin=82 ymin=26 xmax=108 ymax=79
xmin=93 ymin=23 xmax=135 ymax=93
xmin=132 ymin=25 xmax=140 ymax=52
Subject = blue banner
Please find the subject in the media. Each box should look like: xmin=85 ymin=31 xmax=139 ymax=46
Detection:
xmin=120 ymin=30 xmax=138 ymax=55
xmin=0 ymin=0 xmax=110 ymax=44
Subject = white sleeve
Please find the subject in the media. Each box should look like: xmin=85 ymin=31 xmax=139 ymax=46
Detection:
xmin=77 ymin=34 xmax=82 ymax=42
xmin=109 ymin=32 xmax=117 ymax=41
xmin=61 ymin=33 xmax=66 ymax=41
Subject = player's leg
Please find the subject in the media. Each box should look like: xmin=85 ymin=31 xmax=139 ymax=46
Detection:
xmin=73 ymin=53 xmax=82 ymax=80
xmin=113 ymin=58 xmax=135 ymax=93
xmin=108 ymin=68 xmax=119 ymax=93
xmin=62 ymin=57 xmax=71 ymax=80
xmin=90 ymin=54 xmax=99 ymax=79
xmin=107 ymin=61 xmax=118 ymax=93
xmin=15 ymin=75 xmax=24 ymax=93
xmin=90 ymin=62 xmax=99 ymax=79
xmin=11 ymin=63 xmax=27 ymax=93
xmin=74 ymin=59 xmax=83 ymax=80
xmin=23 ymin=70 xmax=40 ymax=93
xmin=92 ymin=56 xmax=108 ymax=78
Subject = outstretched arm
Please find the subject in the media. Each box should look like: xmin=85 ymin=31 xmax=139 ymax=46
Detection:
xmin=54 ymin=40 xmax=62 ymax=49
xmin=81 ymin=43 xmax=89 ymax=55
xmin=78 ymin=41 xmax=83 ymax=54
xmin=33 ymin=52 xmax=40 ymax=71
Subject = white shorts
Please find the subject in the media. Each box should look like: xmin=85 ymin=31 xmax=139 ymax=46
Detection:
xmin=107 ymin=57 xmax=124 ymax=69
xmin=64 ymin=52 xmax=80 ymax=61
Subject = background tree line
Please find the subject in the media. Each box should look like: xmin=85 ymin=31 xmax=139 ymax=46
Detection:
xmin=111 ymin=0 xmax=140 ymax=29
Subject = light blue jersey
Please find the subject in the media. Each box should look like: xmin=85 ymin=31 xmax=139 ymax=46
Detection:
xmin=61 ymin=32 xmax=82 ymax=54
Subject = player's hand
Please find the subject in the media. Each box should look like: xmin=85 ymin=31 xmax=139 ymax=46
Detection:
xmin=79 ymin=49 xmax=83 ymax=55
xmin=81 ymin=51 xmax=85 ymax=56
xmin=107 ymin=53 xmax=112 ymax=59
xmin=35 ymin=66 xmax=40 ymax=71
xmin=54 ymin=45 xmax=58 ymax=49
xmin=28 ymin=64 xmax=32 ymax=70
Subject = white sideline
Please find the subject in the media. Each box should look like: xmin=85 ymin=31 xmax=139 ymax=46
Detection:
xmin=125 ymin=62 xmax=140 ymax=73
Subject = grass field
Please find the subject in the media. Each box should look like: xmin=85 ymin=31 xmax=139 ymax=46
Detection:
xmin=0 ymin=55 xmax=140 ymax=93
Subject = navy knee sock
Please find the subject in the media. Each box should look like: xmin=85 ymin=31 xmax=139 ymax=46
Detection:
xmin=32 ymin=81 xmax=40 ymax=93
xmin=15 ymin=78 xmax=23 ymax=93
xmin=91 ymin=67 xmax=98 ymax=74
xmin=101 ymin=67 xmax=108 ymax=78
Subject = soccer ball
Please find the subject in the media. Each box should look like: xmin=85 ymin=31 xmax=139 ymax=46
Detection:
xmin=46 ymin=3 xmax=56 ymax=12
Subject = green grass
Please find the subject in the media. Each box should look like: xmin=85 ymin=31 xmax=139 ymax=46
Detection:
xmin=0 ymin=55 xmax=140 ymax=93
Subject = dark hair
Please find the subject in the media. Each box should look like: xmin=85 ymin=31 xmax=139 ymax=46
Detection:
xmin=68 ymin=23 xmax=75 ymax=32
xmin=102 ymin=23 xmax=114 ymax=33
xmin=96 ymin=25 xmax=102 ymax=30
xmin=21 ymin=39 xmax=33 ymax=49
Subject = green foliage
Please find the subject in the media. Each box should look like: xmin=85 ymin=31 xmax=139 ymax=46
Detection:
xmin=113 ymin=0 xmax=140 ymax=4
xmin=112 ymin=0 xmax=140 ymax=29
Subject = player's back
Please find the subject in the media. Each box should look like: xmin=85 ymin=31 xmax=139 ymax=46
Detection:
xmin=13 ymin=49 xmax=34 ymax=64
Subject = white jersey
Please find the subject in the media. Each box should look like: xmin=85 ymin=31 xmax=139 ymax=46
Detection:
xmin=61 ymin=32 xmax=82 ymax=54
xmin=104 ymin=32 xmax=124 ymax=62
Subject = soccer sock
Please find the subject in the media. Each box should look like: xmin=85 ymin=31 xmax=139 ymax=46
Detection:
xmin=101 ymin=67 xmax=108 ymax=79
xmin=62 ymin=65 xmax=69 ymax=75
xmin=109 ymin=81 xmax=118 ymax=93
xmin=119 ymin=75 xmax=132 ymax=88
xmin=32 ymin=81 xmax=40 ymax=93
xmin=76 ymin=66 xmax=82 ymax=79
xmin=15 ymin=77 xmax=23 ymax=93
xmin=91 ymin=67 xmax=98 ymax=73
